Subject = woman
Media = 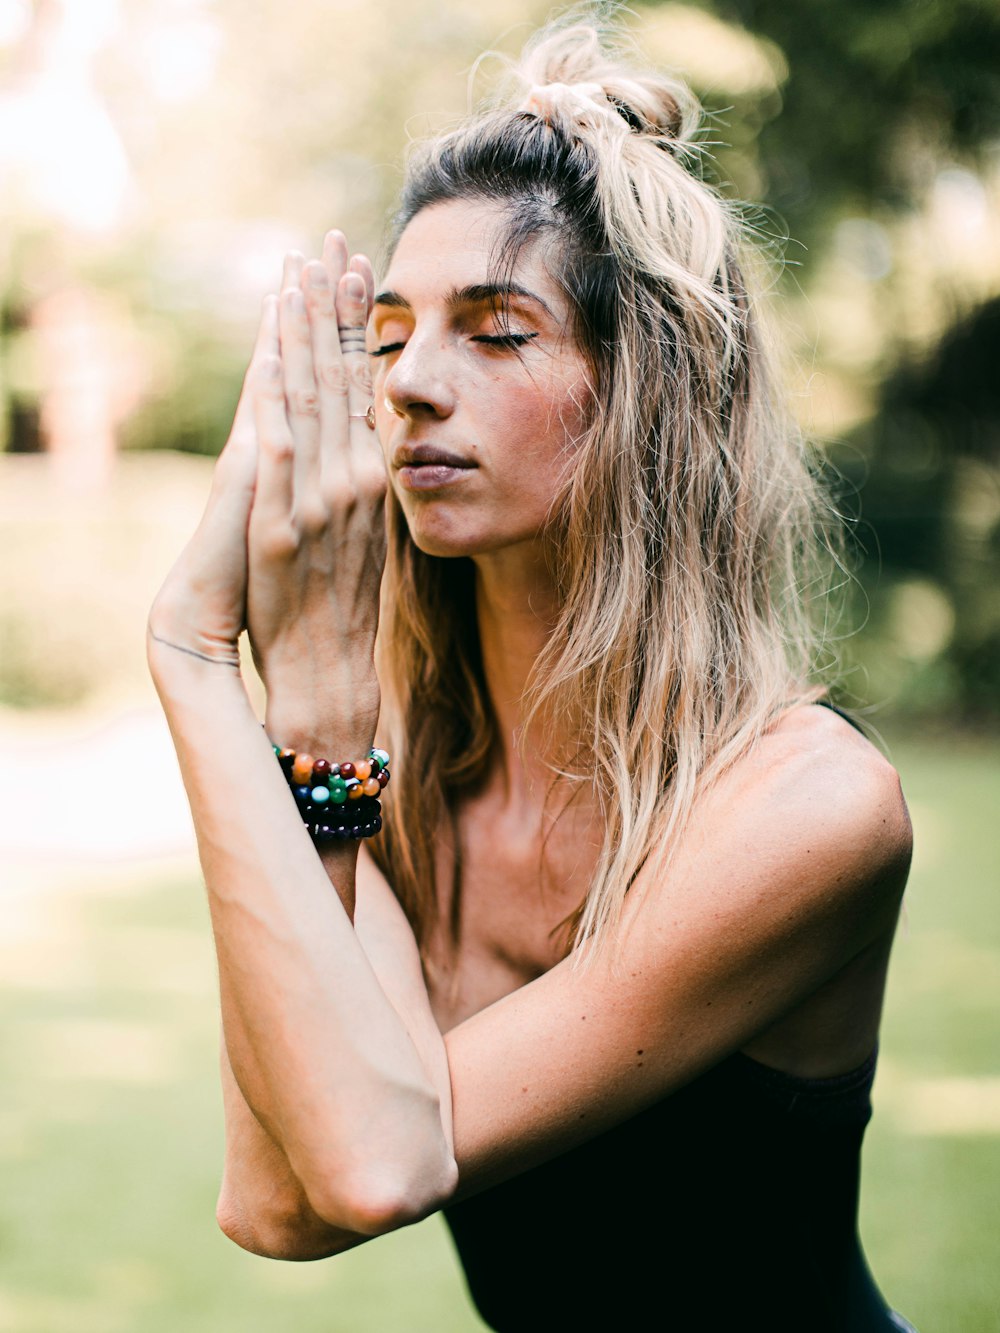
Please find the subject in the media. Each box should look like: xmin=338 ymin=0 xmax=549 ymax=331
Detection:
xmin=148 ymin=18 xmax=916 ymax=1332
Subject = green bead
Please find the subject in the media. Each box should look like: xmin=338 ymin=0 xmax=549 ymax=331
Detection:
xmin=329 ymin=787 xmax=347 ymax=805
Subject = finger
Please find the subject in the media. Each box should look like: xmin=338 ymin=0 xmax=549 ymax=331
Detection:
xmin=278 ymin=284 xmax=321 ymax=503
xmin=321 ymin=230 xmax=348 ymax=292
xmin=336 ymin=269 xmax=372 ymax=417
xmin=228 ymin=293 xmax=279 ymax=451
xmin=251 ymin=301 xmax=295 ymax=531
xmin=349 ymin=253 xmax=375 ymax=310
xmin=281 ymin=251 xmax=305 ymax=293
xmin=302 ymin=258 xmax=351 ymax=471
xmin=334 ymin=265 xmax=378 ymax=474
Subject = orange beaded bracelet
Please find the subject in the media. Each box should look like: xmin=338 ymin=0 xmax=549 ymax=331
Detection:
xmin=271 ymin=741 xmax=390 ymax=842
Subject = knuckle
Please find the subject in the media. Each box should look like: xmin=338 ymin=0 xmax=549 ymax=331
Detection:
xmin=295 ymin=499 xmax=329 ymax=536
xmin=288 ymin=388 xmax=320 ymax=418
xmin=305 ymin=284 xmax=334 ymax=316
xmin=356 ymin=459 xmax=387 ymax=499
xmin=254 ymin=367 xmax=284 ymax=401
xmin=328 ymin=478 xmax=359 ymax=512
xmin=261 ymin=432 xmax=295 ymax=464
xmin=318 ymin=363 xmax=349 ymax=396
xmin=258 ymin=524 xmax=298 ymax=561
xmin=348 ymin=361 xmax=373 ymax=395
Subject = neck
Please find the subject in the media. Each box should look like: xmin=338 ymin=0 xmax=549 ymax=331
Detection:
xmin=472 ymin=542 xmax=565 ymax=811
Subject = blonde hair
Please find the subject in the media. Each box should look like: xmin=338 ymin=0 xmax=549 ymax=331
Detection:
xmin=369 ymin=16 xmax=837 ymax=958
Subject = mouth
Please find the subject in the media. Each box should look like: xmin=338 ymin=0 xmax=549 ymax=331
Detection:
xmin=393 ymin=444 xmax=476 ymax=470
xmin=393 ymin=444 xmax=477 ymax=492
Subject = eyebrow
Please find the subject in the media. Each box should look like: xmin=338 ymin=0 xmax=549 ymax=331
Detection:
xmin=372 ymin=281 xmax=554 ymax=319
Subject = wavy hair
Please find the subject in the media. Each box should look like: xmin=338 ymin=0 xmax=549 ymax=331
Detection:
xmin=369 ymin=16 xmax=838 ymax=959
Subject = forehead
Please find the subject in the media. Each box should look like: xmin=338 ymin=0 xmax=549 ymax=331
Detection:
xmin=382 ymin=199 xmax=565 ymax=312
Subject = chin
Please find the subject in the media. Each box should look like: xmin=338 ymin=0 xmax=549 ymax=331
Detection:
xmin=403 ymin=513 xmax=532 ymax=561
xmin=407 ymin=525 xmax=490 ymax=560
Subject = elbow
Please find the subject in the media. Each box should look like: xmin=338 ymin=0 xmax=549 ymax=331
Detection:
xmin=300 ymin=1081 xmax=459 ymax=1237
xmin=304 ymin=1149 xmax=459 ymax=1239
xmin=216 ymin=1189 xmax=356 ymax=1262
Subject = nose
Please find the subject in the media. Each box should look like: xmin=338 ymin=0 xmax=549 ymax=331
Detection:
xmin=381 ymin=328 xmax=456 ymax=423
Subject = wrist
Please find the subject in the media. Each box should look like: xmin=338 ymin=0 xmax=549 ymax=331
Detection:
xmin=264 ymin=680 xmax=380 ymax=758
xmin=148 ymin=627 xmax=240 ymax=688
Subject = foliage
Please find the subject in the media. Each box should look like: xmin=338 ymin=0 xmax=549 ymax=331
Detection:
xmin=1 ymin=0 xmax=998 ymax=719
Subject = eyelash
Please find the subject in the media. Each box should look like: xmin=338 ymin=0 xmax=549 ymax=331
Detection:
xmin=369 ymin=332 xmax=537 ymax=357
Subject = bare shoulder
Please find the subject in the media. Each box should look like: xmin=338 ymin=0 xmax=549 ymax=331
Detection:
xmin=696 ymin=702 xmax=913 ymax=919
xmin=768 ymin=704 xmax=910 ymax=856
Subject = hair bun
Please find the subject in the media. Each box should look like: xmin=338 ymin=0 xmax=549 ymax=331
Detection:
xmin=516 ymin=22 xmax=696 ymax=146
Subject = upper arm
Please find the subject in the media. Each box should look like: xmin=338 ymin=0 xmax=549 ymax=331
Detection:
xmin=441 ymin=711 xmax=912 ymax=1199
xmin=354 ymin=845 xmax=456 ymax=1156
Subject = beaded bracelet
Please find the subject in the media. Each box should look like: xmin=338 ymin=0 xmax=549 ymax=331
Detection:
xmin=271 ymin=741 xmax=390 ymax=842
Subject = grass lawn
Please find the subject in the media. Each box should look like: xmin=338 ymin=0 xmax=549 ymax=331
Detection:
xmin=1 ymin=729 xmax=996 ymax=1331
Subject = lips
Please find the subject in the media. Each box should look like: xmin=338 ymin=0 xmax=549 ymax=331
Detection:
xmin=392 ymin=443 xmax=475 ymax=470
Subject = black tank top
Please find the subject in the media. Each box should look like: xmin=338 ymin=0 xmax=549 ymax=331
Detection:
xmin=444 ymin=703 xmax=908 ymax=1331
xmin=443 ymin=1047 xmax=901 ymax=1331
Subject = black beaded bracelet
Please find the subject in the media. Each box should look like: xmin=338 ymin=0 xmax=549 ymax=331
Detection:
xmin=271 ymin=740 xmax=390 ymax=842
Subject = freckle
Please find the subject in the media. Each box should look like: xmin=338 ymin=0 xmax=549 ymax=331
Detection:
xmin=638 ymin=1062 xmax=644 ymax=1068
xmin=578 ymin=1113 xmax=586 ymax=1120
xmin=636 ymin=1050 xmax=644 ymax=1055
xmin=522 ymin=1086 xmax=528 ymax=1093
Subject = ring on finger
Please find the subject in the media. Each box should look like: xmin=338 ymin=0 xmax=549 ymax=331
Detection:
xmin=337 ymin=325 xmax=367 ymax=353
xmin=348 ymin=404 xmax=377 ymax=431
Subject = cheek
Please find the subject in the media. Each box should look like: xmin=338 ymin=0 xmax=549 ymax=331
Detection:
xmin=498 ymin=370 xmax=592 ymax=466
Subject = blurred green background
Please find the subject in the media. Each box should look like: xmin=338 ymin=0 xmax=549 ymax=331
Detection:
xmin=1 ymin=0 xmax=998 ymax=1329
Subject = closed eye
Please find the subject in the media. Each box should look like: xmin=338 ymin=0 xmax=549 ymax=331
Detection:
xmin=370 ymin=332 xmax=538 ymax=357
xmin=473 ymin=332 xmax=538 ymax=350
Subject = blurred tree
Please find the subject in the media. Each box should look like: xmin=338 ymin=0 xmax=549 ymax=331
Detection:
xmin=2 ymin=0 xmax=998 ymax=716
xmin=694 ymin=0 xmax=1000 ymax=721
xmin=718 ymin=0 xmax=1000 ymax=252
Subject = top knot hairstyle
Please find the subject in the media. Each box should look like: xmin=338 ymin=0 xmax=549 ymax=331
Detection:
xmin=370 ymin=18 xmax=840 ymax=959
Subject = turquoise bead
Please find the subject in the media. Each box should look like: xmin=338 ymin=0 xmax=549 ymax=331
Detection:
xmin=311 ymin=786 xmax=330 ymax=804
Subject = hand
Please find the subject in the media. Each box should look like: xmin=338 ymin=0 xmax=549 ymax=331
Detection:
xmin=147 ymin=298 xmax=271 ymax=671
xmin=246 ymin=234 xmax=386 ymax=741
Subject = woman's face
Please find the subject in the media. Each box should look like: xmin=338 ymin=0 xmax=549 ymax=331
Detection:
xmin=368 ymin=199 xmax=591 ymax=560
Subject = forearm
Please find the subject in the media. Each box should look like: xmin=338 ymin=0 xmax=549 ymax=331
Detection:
xmin=217 ymin=1033 xmax=367 ymax=1259
xmin=150 ymin=641 xmax=456 ymax=1234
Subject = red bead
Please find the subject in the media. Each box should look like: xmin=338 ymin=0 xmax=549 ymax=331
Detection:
xmin=377 ymin=769 xmax=389 ymax=788
xmin=312 ymin=759 xmax=332 ymax=780
xmin=339 ymin=762 xmax=356 ymax=779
